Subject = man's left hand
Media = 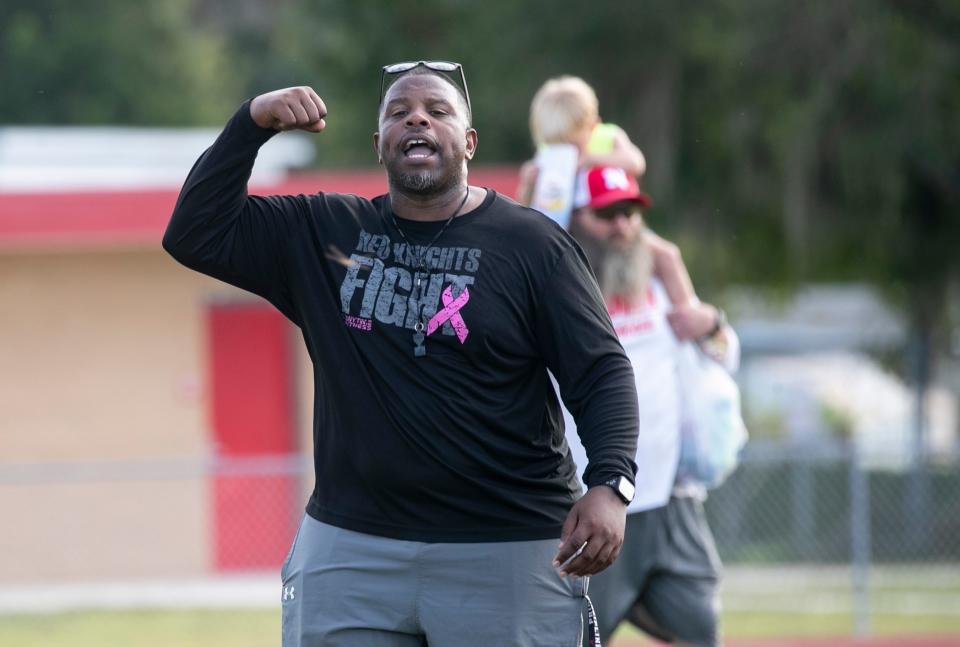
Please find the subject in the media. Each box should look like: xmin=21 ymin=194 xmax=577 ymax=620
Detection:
xmin=552 ymin=485 xmax=626 ymax=577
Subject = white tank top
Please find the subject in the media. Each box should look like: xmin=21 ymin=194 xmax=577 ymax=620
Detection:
xmin=563 ymin=278 xmax=681 ymax=513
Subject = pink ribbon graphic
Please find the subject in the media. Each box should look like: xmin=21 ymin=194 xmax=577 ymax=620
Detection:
xmin=426 ymin=285 xmax=470 ymax=344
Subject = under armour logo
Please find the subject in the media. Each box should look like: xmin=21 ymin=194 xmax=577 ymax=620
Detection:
xmin=282 ymin=585 xmax=296 ymax=602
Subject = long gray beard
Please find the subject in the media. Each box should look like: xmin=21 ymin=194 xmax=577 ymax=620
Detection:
xmin=599 ymin=241 xmax=652 ymax=304
xmin=571 ymin=225 xmax=652 ymax=305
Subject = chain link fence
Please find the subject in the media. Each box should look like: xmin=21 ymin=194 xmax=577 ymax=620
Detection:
xmin=709 ymin=443 xmax=960 ymax=565
xmin=706 ymin=440 xmax=960 ymax=636
xmin=1 ymin=443 xmax=958 ymax=636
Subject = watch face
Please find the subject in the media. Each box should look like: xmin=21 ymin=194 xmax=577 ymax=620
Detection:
xmin=619 ymin=478 xmax=635 ymax=503
xmin=606 ymin=476 xmax=634 ymax=503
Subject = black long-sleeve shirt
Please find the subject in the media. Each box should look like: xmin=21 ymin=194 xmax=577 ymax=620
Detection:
xmin=163 ymin=103 xmax=638 ymax=542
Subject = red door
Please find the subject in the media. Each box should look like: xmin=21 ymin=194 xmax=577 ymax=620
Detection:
xmin=207 ymin=301 xmax=299 ymax=571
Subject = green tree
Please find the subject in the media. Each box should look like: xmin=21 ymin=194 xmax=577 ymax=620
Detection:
xmin=0 ymin=0 xmax=239 ymax=125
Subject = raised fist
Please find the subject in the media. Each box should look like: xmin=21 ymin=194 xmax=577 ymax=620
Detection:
xmin=250 ymin=86 xmax=327 ymax=133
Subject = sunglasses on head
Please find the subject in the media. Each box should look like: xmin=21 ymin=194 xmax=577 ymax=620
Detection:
xmin=595 ymin=203 xmax=643 ymax=221
xmin=379 ymin=61 xmax=471 ymax=113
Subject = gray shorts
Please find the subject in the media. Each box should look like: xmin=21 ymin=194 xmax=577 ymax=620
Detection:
xmin=586 ymin=496 xmax=721 ymax=646
xmin=280 ymin=515 xmax=588 ymax=647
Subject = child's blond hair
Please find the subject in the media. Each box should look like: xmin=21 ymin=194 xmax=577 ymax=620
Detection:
xmin=529 ymin=76 xmax=600 ymax=147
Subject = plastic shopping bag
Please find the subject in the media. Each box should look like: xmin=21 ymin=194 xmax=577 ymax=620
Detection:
xmin=675 ymin=342 xmax=748 ymax=489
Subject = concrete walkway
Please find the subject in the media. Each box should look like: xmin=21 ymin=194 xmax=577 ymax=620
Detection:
xmin=0 ymin=573 xmax=279 ymax=613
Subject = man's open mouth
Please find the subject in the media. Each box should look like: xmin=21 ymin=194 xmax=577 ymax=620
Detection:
xmin=402 ymin=137 xmax=438 ymax=159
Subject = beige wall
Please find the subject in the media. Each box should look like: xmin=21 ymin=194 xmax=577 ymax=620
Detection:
xmin=1 ymin=249 xmax=221 ymax=461
xmin=0 ymin=248 xmax=311 ymax=582
xmin=1 ymin=478 xmax=209 ymax=582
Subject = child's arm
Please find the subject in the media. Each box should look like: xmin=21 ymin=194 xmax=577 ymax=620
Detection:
xmin=516 ymin=159 xmax=539 ymax=206
xmin=580 ymin=125 xmax=646 ymax=177
xmin=646 ymin=230 xmax=695 ymax=306
xmin=647 ymin=230 xmax=736 ymax=367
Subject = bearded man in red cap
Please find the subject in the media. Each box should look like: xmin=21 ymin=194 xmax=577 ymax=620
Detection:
xmin=564 ymin=166 xmax=741 ymax=647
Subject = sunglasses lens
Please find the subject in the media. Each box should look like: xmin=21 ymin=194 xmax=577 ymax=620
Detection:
xmin=597 ymin=206 xmax=640 ymax=220
xmin=384 ymin=62 xmax=418 ymax=74
xmin=425 ymin=61 xmax=458 ymax=71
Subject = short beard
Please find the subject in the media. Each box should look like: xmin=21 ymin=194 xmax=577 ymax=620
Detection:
xmin=385 ymin=156 xmax=465 ymax=196
xmin=569 ymin=221 xmax=652 ymax=305
xmin=395 ymin=169 xmax=444 ymax=194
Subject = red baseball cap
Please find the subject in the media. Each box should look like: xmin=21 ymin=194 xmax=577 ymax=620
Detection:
xmin=575 ymin=166 xmax=652 ymax=210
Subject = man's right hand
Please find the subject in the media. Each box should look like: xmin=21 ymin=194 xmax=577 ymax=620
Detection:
xmin=250 ymin=87 xmax=327 ymax=133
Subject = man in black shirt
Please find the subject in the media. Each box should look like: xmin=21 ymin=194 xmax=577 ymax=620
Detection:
xmin=164 ymin=61 xmax=639 ymax=647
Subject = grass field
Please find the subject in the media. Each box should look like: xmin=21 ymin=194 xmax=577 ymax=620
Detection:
xmin=1 ymin=606 xmax=957 ymax=647
xmin=2 ymin=565 xmax=957 ymax=646
xmin=0 ymin=609 xmax=278 ymax=647
xmin=615 ymin=610 xmax=960 ymax=644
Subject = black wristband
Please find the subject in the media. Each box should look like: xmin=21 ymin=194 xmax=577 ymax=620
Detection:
xmin=699 ymin=307 xmax=726 ymax=341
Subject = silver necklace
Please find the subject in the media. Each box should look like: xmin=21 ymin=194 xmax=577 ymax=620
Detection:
xmin=386 ymin=187 xmax=470 ymax=357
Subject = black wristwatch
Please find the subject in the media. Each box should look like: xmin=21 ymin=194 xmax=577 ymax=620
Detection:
xmin=698 ymin=307 xmax=727 ymax=342
xmin=597 ymin=475 xmax=635 ymax=505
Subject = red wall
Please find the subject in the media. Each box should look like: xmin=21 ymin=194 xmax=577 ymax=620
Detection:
xmin=207 ymin=301 xmax=299 ymax=571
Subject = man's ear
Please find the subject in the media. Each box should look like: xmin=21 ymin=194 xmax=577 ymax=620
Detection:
xmin=373 ymin=132 xmax=382 ymax=164
xmin=464 ymin=128 xmax=478 ymax=161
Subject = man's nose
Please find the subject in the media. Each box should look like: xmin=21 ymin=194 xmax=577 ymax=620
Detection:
xmin=612 ymin=213 xmax=634 ymax=232
xmin=405 ymin=109 xmax=430 ymax=127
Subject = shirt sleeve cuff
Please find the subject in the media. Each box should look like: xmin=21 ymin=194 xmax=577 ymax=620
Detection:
xmin=234 ymin=99 xmax=281 ymax=145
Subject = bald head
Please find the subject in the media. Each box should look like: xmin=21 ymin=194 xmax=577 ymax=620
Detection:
xmin=379 ymin=68 xmax=472 ymax=126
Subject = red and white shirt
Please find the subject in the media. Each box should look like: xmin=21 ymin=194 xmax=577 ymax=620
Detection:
xmin=564 ymin=278 xmax=682 ymax=513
